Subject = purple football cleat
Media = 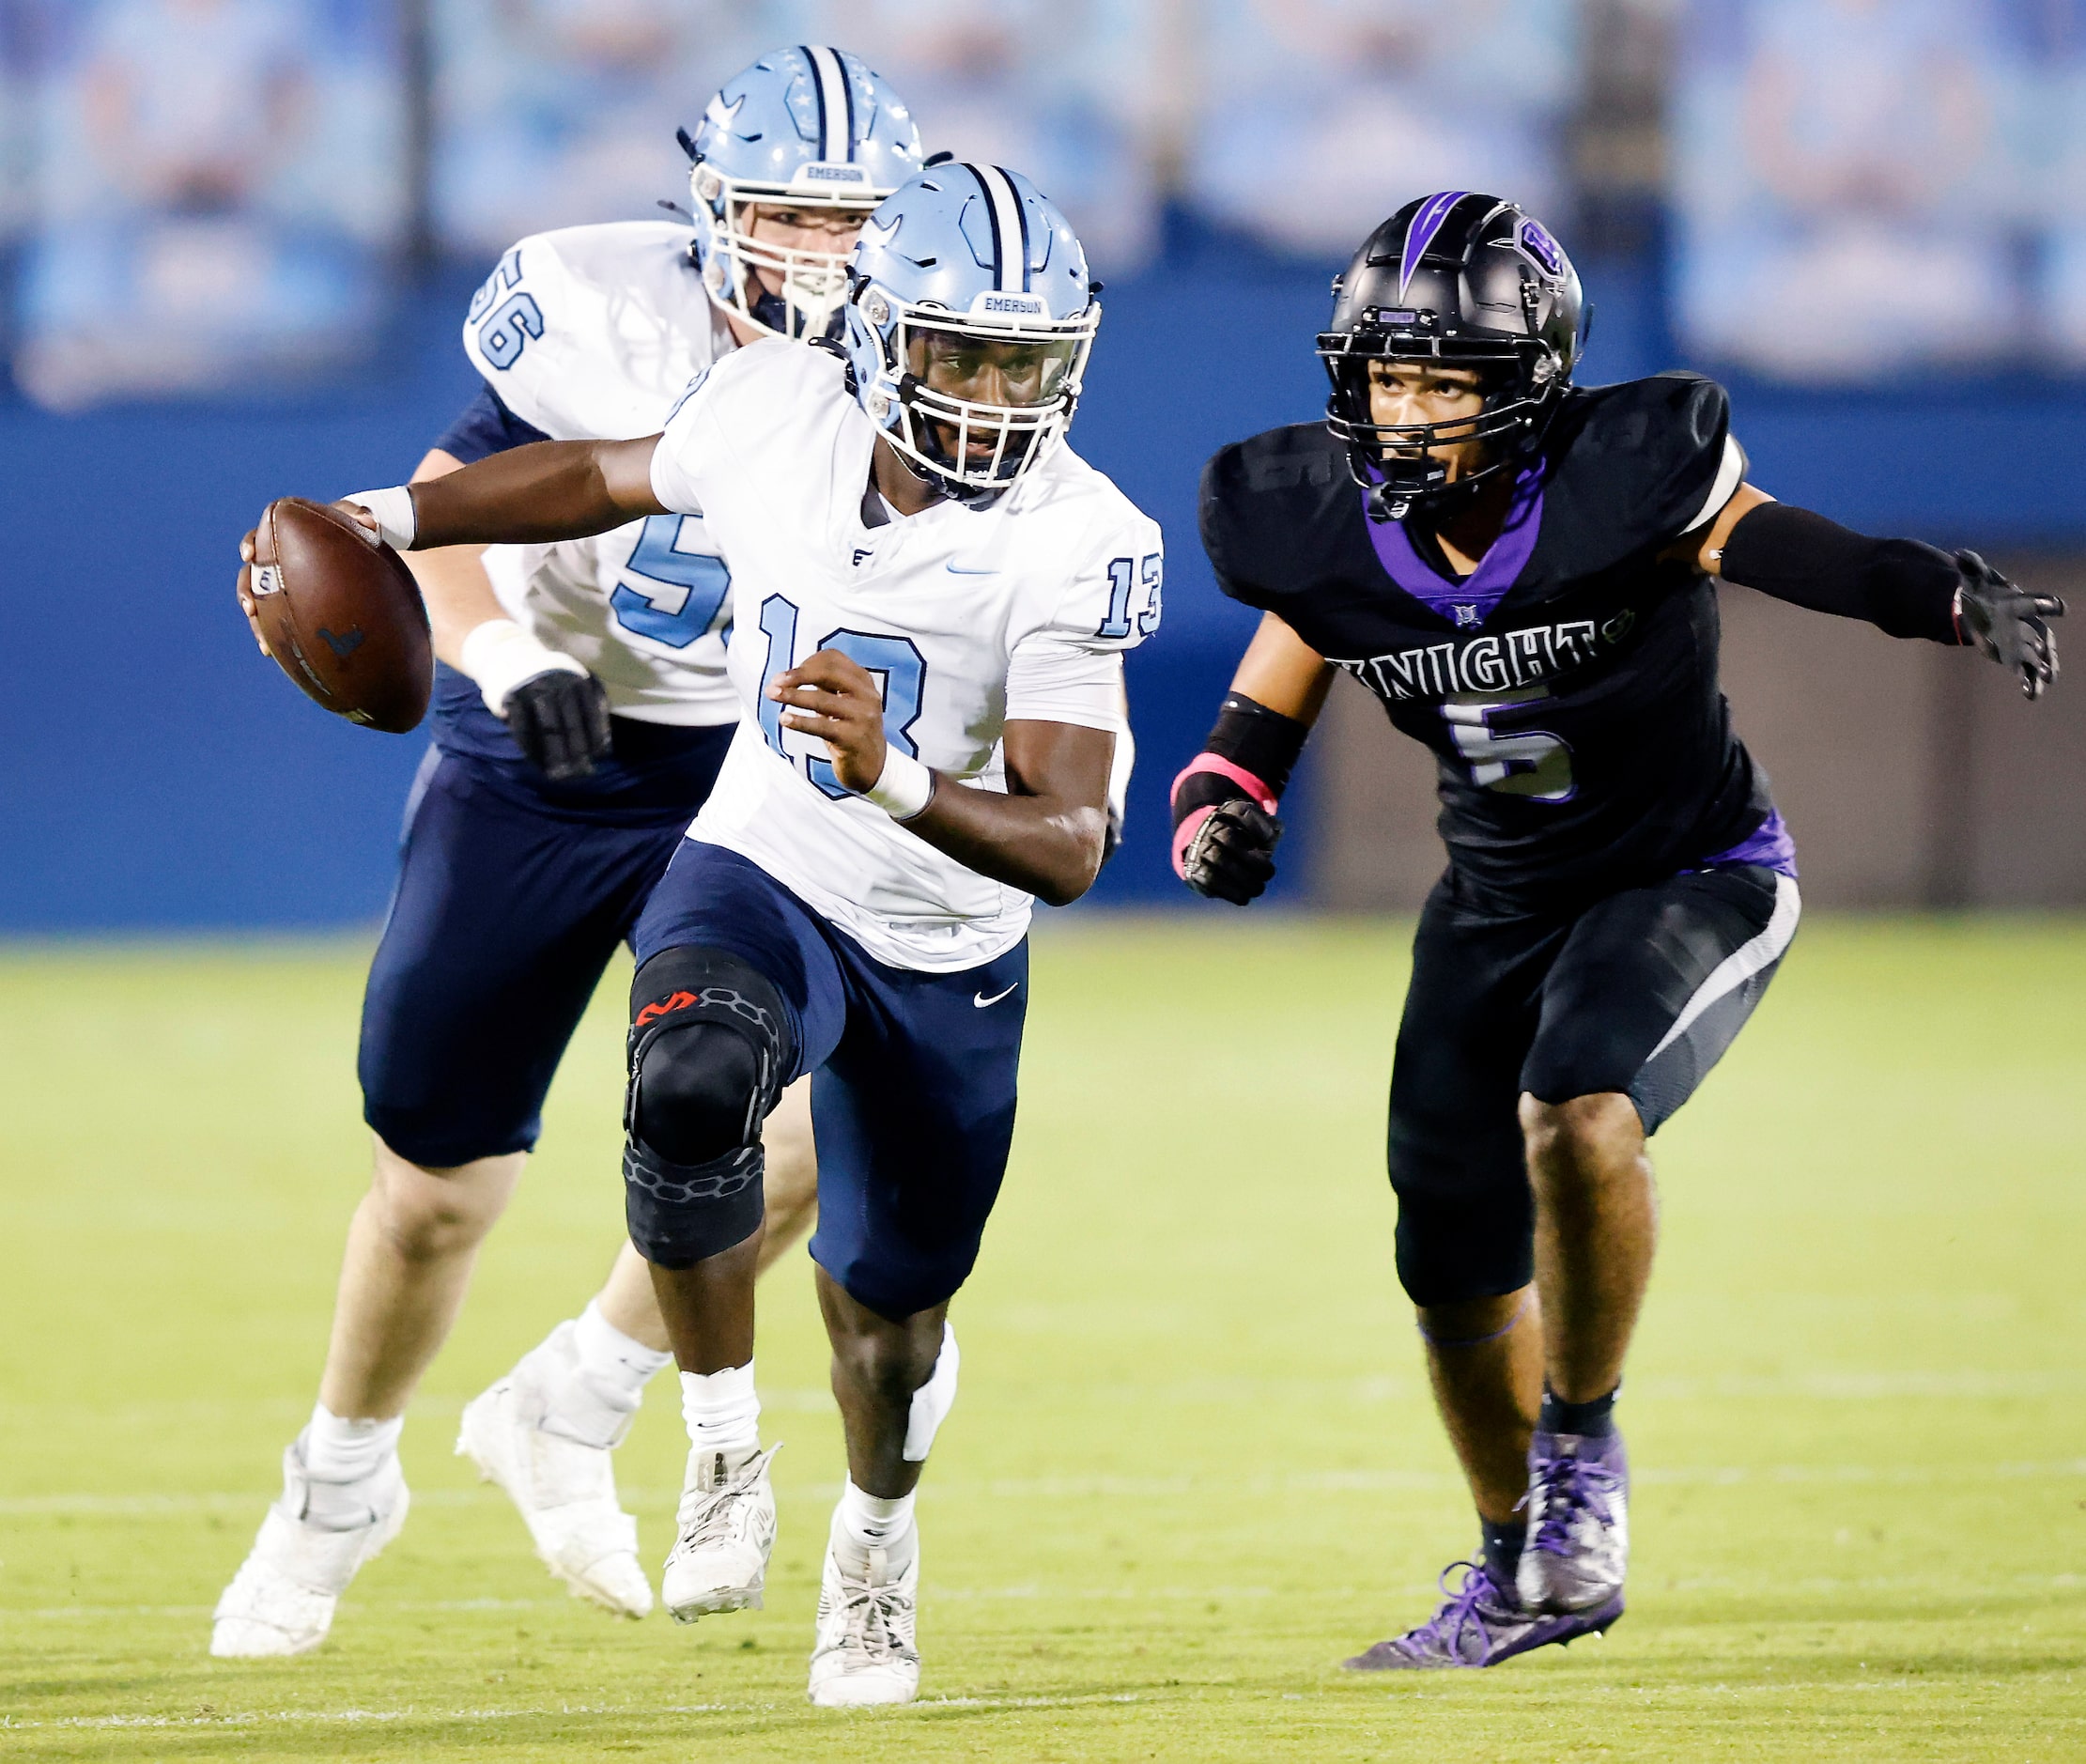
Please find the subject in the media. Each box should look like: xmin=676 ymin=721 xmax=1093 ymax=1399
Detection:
xmin=1517 ymin=1428 xmax=1630 ymax=1615
xmin=1342 ymin=1560 xmax=1623 ymax=1670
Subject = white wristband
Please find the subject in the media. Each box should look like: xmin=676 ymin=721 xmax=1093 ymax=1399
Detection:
xmin=344 ymin=486 xmax=418 ymax=552
xmin=863 ymin=749 xmax=935 ymax=821
xmin=459 ymin=618 xmax=587 ymax=717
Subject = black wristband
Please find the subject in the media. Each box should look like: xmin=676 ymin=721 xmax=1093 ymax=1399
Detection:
xmin=1719 ymin=503 xmax=1961 ymax=644
xmin=1203 ymin=692 xmax=1309 ymax=800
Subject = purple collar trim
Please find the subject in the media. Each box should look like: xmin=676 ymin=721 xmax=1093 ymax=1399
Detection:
xmin=1363 ymin=468 xmax=1545 ymax=629
xmin=1697 ymin=808 xmax=1799 ymax=880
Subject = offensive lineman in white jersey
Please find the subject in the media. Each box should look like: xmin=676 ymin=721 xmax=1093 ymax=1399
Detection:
xmin=316 ymin=163 xmax=1161 ymax=1706
xmin=212 ymin=49 xmax=924 ymax=1659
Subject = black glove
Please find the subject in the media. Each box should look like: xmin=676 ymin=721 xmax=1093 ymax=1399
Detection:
xmin=1955 ymin=551 xmax=2063 ymax=701
xmin=505 ymin=669 xmax=613 ymax=781
xmin=1176 ymin=797 xmax=1282 ymax=905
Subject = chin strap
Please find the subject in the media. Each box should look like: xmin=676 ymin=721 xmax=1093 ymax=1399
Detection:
xmin=1367 ymin=482 xmax=1417 ymax=523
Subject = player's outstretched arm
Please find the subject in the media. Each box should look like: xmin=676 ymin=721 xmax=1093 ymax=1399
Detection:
xmin=1171 ymin=613 xmax=1334 ymax=905
xmin=398 ymin=449 xmax=506 ymax=666
xmin=1695 ymin=487 xmax=2064 ymax=700
xmin=341 ymin=436 xmax=670 ymax=553
xmin=400 ymin=447 xmax=613 ymax=781
xmin=772 ymin=650 xmax=1114 ymax=905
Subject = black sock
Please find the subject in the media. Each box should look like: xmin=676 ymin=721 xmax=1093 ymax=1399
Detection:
xmin=1479 ymin=1518 xmax=1527 ymax=1588
xmin=1538 ymin=1385 xmax=1617 ymax=1438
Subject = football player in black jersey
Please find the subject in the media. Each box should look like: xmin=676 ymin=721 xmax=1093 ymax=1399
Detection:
xmin=1174 ymin=192 xmax=2063 ymax=1669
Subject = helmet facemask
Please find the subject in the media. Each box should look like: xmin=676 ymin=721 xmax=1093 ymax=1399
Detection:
xmin=857 ymin=292 xmax=1098 ymax=505
xmin=1318 ymin=193 xmax=1584 ymax=522
xmin=1321 ymin=329 xmax=1565 ymax=520
xmin=693 ymin=165 xmax=884 ymax=341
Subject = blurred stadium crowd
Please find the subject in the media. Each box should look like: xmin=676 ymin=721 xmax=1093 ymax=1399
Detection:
xmin=6 ymin=0 xmax=2086 ymax=409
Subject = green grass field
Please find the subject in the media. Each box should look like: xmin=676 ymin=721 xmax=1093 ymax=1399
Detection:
xmin=2 ymin=916 xmax=2082 ymax=1761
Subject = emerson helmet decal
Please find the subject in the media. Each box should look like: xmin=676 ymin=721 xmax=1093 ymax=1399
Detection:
xmin=841 ymin=163 xmax=1100 ymax=507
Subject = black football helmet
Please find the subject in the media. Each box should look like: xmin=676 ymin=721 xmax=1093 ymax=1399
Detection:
xmin=1319 ymin=192 xmax=1584 ymax=519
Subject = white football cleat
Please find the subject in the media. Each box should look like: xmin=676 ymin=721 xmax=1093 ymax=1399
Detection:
xmin=807 ymin=1537 xmax=920 ymax=1709
xmin=456 ymin=1324 xmax=652 ymax=1618
xmin=209 ymin=1438 xmax=409 ymax=1658
xmin=661 ymin=1442 xmax=779 ymax=1621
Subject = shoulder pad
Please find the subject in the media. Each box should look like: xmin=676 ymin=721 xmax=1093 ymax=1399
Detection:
xmin=1042 ymin=500 xmax=1166 ymax=654
xmin=459 ymin=223 xmax=719 ymax=441
xmin=1199 ymin=425 xmax=1350 ymax=610
xmin=1545 ymin=374 xmax=1733 ymax=549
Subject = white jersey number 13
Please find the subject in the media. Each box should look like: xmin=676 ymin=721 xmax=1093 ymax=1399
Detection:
xmin=755 ymin=595 xmax=927 ymax=800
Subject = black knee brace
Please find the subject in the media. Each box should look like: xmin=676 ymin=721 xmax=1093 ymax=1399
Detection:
xmin=623 ymin=946 xmax=791 ymax=1270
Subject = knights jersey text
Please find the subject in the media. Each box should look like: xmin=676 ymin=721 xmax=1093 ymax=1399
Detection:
xmin=1200 ymin=373 xmax=1777 ymax=909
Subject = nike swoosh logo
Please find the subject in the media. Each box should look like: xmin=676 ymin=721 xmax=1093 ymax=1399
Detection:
xmin=973 ymin=983 xmax=1019 ymax=1008
xmin=945 ymin=562 xmax=997 ymax=576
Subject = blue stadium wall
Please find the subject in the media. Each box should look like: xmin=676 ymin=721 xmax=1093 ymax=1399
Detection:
xmin=6 ymin=235 xmax=2086 ymax=932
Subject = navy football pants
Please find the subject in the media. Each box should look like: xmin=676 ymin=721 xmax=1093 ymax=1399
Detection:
xmin=360 ymin=722 xmax=731 ymax=1168
xmin=635 ymin=840 xmax=1028 ymax=1321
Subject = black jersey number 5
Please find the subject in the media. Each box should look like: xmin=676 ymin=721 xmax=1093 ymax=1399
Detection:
xmin=1443 ymin=690 xmax=1575 ymax=803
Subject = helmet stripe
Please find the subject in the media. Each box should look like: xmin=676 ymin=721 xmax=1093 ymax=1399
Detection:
xmin=1398 ymin=190 xmax=1472 ymax=300
xmin=974 ymin=162 xmax=1028 ymax=293
xmin=804 ymin=43 xmax=850 ymax=161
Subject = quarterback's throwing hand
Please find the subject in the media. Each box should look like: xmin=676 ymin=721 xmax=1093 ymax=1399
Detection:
xmin=1955 ymin=551 xmax=2063 ymax=700
xmin=233 ymin=530 xmax=271 ymax=658
xmin=773 ymin=648 xmax=888 ymax=794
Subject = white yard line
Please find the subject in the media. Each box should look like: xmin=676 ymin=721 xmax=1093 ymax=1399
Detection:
xmin=6 ymin=1571 xmax=2079 ymax=1624
xmin=3 ymin=1459 xmax=2080 ymax=1521
xmin=0 ymin=1693 xmax=1147 ymax=1731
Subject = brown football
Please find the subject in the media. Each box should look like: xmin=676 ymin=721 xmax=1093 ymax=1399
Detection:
xmin=248 ymin=497 xmax=431 ymax=734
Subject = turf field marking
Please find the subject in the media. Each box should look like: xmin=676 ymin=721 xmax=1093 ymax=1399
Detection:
xmin=0 ymin=1598 xmax=570 ymax=1621
xmin=1631 ymin=1369 xmax=2086 ymax=1400
xmin=0 ymin=1707 xmax=732 ymax=1731
xmin=0 ymin=1694 xmax=1146 ymax=1730
xmin=8 ymin=1572 xmax=2079 ymax=1625
xmin=0 ymin=1488 xmax=498 ymax=1517
xmin=4 ymin=1458 xmax=2079 ymax=1521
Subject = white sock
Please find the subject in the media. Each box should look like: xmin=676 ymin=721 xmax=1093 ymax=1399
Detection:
xmin=537 ymin=1302 xmax=673 ymax=1447
xmin=573 ymin=1300 xmax=672 ymax=1400
xmin=680 ymin=1362 xmax=760 ymax=1458
xmin=834 ymin=1478 xmax=917 ymax=1571
xmin=303 ymin=1404 xmax=402 ymax=1484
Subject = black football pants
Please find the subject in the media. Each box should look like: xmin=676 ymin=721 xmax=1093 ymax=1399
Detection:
xmin=1386 ymin=862 xmax=1800 ymax=1307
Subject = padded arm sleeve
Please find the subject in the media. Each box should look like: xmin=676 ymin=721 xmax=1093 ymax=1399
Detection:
xmin=1718 ymin=503 xmax=1963 ymax=645
xmin=1204 ymin=692 xmax=1308 ymax=800
xmin=1171 ymin=692 xmax=1309 ymax=829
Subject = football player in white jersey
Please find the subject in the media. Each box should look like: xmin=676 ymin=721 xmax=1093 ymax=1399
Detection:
xmin=309 ymin=163 xmax=1161 ymax=1706
xmin=213 ymin=49 xmax=924 ymax=1660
